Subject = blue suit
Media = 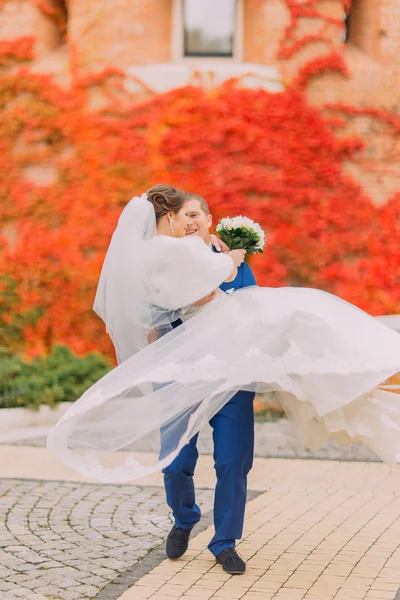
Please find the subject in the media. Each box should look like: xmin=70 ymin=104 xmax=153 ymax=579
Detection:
xmin=163 ymin=255 xmax=256 ymax=557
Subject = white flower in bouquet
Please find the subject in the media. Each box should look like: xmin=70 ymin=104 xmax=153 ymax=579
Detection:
xmin=215 ymin=216 xmax=266 ymax=254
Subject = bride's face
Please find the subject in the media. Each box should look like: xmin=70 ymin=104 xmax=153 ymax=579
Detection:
xmin=169 ymin=203 xmax=194 ymax=237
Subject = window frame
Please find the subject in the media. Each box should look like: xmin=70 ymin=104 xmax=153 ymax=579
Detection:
xmin=172 ymin=0 xmax=243 ymax=62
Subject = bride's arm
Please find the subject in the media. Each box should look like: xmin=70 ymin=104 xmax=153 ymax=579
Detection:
xmin=172 ymin=248 xmax=246 ymax=308
xmin=225 ymin=266 xmax=238 ymax=284
xmin=183 ymin=249 xmax=245 ymax=296
xmin=224 ymin=249 xmax=246 ymax=282
xmin=145 ymin=236 xmax=239 ymax=310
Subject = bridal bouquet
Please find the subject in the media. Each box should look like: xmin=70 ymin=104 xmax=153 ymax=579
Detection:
xmin=215 ymin=216 xmax=266 ymax=254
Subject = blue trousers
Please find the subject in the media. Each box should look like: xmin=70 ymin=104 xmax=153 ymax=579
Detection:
xmin=162 ymin=390 xmax=255 ymax=557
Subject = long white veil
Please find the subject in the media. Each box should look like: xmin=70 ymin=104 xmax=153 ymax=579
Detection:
xmin=93 ymin=194 xmax=180 ymax=363
xmin=93 ymin=194 xmax=155 ymax=362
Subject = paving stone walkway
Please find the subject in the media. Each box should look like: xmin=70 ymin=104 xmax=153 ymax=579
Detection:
xmin=119 ymin=461 xmax=400 ymax=600
xmin=0 ymin=479 xmax=214 ymax=600
xmin=0 ymin=420 xmax=397 ymax=600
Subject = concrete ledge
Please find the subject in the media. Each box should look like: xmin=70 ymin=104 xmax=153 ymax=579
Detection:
xmin=0 ymin=402 xmax=72 ymax=432
xmin=125 ymin=62 xmax=284 ymax=94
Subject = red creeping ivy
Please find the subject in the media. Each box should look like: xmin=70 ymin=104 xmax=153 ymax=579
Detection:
xmin=0 ymin=0 xmax=399 ymax=360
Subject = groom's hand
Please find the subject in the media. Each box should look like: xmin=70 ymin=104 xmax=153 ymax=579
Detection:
xmin=192 ymin=291 xmax=216 ymax=307
xmin=210 ymin=234 xmax=229 ymax=253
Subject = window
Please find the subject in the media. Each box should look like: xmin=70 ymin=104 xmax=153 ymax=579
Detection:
xmin=343 ymin=7 xmax=352 ymax=43
xmin=183 ymin=0 xmax=236 ymax=58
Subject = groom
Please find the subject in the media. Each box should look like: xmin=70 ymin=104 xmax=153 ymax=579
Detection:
xmin=163 ymin=193 xmax=256 ymax=575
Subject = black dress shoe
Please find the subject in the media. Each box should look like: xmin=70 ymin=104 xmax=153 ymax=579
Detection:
xmin=216 ymin=548 xmax=246 ymax=574
xmin=166 ymin=525 xmax=192 ymax=559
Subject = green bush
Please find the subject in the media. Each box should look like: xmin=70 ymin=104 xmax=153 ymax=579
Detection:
xmin=0 ymin=345 xmax=112 ymax=410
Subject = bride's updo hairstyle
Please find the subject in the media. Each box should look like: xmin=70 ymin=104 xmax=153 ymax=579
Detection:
xmin=147 ymin=184 xmax=186 ymax=222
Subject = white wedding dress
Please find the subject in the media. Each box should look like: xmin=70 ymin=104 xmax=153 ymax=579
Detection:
xmin=47 ymin=198 xmax=400 ymax=483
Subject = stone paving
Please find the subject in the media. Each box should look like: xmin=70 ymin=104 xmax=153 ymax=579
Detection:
xmin=0 ymin=479 xmax=214 ymax=600
xmin=0 ymin=420 xmax=398 ymax=600
xmin=119 ymin=460 xmax=400 ymax=600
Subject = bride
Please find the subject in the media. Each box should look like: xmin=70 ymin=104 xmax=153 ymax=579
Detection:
xmin=47 ymin=186 xmax=400 ymax=483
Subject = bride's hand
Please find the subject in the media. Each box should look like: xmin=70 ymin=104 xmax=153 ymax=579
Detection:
xmin=210 ymin=234 xmax=230 ymax=253
xmin=192 ymin=291 xmax=217 ymax=307
xmin=228 ymin=249 xmax=246 ymax=268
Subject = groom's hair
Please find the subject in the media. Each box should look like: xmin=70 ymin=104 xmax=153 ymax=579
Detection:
xmin=147 ymin=184 xmax=186 ymax=222
xmin=185 ymin=192 xmax=210 ymax=216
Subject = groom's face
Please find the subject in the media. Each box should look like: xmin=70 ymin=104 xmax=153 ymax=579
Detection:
xmin=185 ymin=199 xmax=212 ymax=243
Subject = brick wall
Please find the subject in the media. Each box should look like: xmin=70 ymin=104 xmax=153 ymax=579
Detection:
xmin=2 ymin=0 xmax=398 ymax=102
xmin=1 ymin=0 xmax=399 ymax=202
xmin=0 ymin=0 xmax=61 ymax=58
xmin=68 ymin=0 xmax=173 ymax=69
xmin=243 ymin=0 xmax=288 ymax=65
